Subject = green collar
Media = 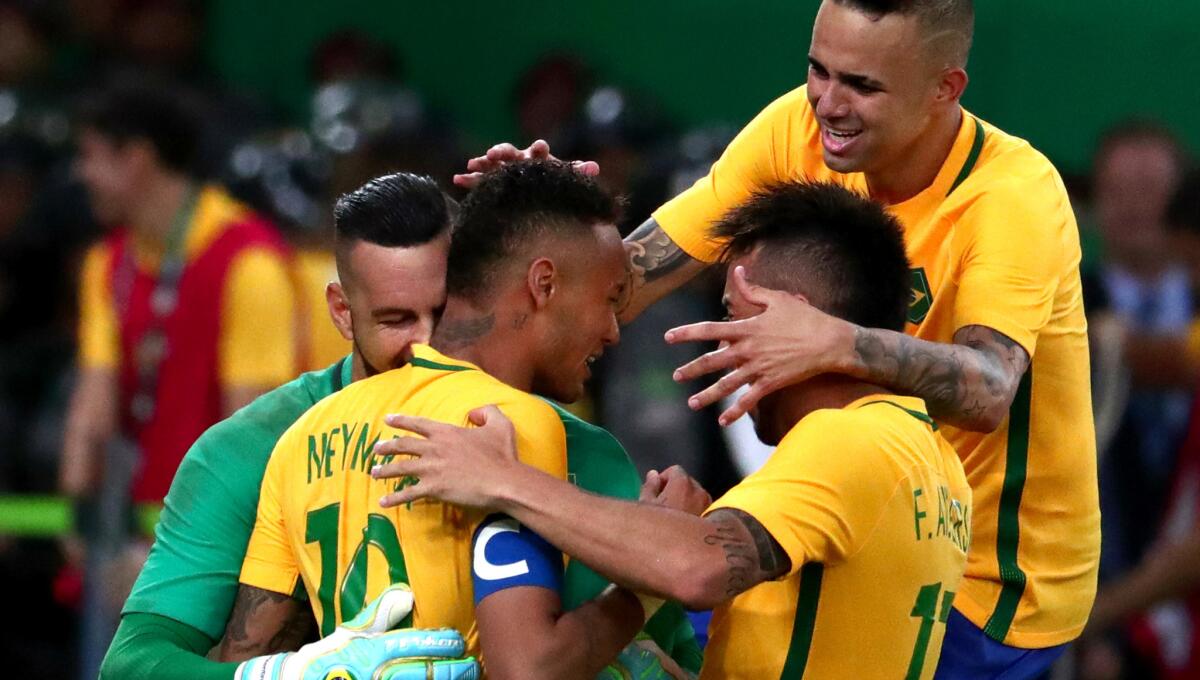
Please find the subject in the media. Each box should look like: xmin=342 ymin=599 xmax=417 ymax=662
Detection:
xmin=859 ymin=400 xmax=938 ymax=430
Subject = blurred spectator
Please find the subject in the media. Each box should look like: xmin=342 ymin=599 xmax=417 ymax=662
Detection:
xmin=1089 ymin=121 xmax=1192 ymax=583
xmin=309 ymin=28 xmax=401 ymax=85
xmin=0 ymin=1 xmax=55 ymax=88
xmin=60 ymin=78 xmax=299 ymax=677
xmin=513 ymin=53 xmax=591 ymax=150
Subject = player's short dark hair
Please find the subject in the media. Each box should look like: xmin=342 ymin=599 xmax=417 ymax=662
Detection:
xmin=78 ymin=79 xmax=201 ymax=174
xmin=333 ymin=172 xmax=452 ymax=263
xmin=448 ymin=159 xmax=619 ymax=300
xmin=713 ymin=181 xmax=911 ymax=332
xmin=833 ymin=0 xmax=974 ymax=67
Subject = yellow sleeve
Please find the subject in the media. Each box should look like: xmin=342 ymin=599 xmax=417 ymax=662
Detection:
xmin=78 ymin=245 xmax=119 ymax=369
xmin=493 ymin=397 xmax=568 ymax=481
xmin=219 ymin=247 xmax=298 ymax=389
xmin=651 ymin=87 xmax=806 ymax=263
xmin=707 ymin=412 xmax=900 ymax=576
xmin=240 ymin=437 xmax=301 ymax=595
xmin=950 ymin=180 xmax=1072 ymax=357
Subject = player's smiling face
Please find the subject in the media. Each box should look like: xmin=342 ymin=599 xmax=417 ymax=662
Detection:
xmin=330 ymin=235 xmax=449 ymax=377
xmin=533 ymin=222 xmax=625 ymax=404
xmin=807 ymin=1 xmax=944 ymax=178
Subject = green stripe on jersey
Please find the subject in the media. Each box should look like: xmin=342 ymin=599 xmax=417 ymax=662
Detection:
xmin=948 ymin=118 xmax=986 ymax=196
xmin=859 ymin=400 xmax=939 ymax=430
xmin=983 ymin=369 xmax=1032 ymax=642
xmin=779 ymin=563 xmax=824 ymax=679
xmin=409 ymin=356 xmax=473 ymax=372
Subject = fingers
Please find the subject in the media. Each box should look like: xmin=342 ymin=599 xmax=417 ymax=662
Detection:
xmin=470 ymin=404 xmax=513 ymax=433
xmin=672 ymin=345 xmax=740 ymax=384
xmin=686 ymin=366 xmax=753 ymax=412
xmin=528 ymin=139 xmax=551 ymax=158
xmin=717 ymin=382 xmax=769 ymax=427
xmin=485 ymin=142 xmax=527 ymax=162
xmin=452 ymin=171 xmax=484 ymax=188
xmin=664 ymin=319 xmax=746 ymax=346
xmin=380 ymin=484 xmax=428 ymax=509
xmin=571 ymin=159 xmax=600 ymax=176
xmin=383 ymin=413 xmax=448 ymax=438
xmin=370 ymin=456 xmax=422 ymax=481
xmin=731 ymin=265 xmax=768 ymax=308
xmin=639 ymin=469 xmax=664 ymax=502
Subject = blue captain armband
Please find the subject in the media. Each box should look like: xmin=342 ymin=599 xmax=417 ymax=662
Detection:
xmin=471 ymin=513 xmax=563 ymax=604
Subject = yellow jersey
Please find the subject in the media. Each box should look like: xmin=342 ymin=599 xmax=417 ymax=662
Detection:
xmin=702 ymin=396 xmax=971 ymax=680
xmin=241 ymin=344 xmax=569 ymax=655
xmin=655 ymin=86 xmax=1099 ymax=647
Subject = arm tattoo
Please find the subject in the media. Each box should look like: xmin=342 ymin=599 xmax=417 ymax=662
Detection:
xmin=218 ymin=585 xmax=313 ymax=660
xmin=431 ymin=313 xmax=495 ymax=352
xmin=704 ymin=508 xmax=791 ymax=598
xmin=625 ymin=218 xmax=689 ymax=286
xmin=851 ymin=324 xmax=1030 ymax=428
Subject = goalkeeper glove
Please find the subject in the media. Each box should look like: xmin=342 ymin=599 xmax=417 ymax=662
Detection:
xmin=235 ymin=584 xmax=479 ymax=680
xmin=596 ymin=638 xmax=690 ymax=680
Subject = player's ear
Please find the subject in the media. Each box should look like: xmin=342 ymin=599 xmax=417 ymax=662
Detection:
xmin=526 ymin=257 xmax=557 ymax=310
xmin=326 ymin=281 xmax=354 ymax=341
xmin=936 ymin=67 xmax=968 ymax=104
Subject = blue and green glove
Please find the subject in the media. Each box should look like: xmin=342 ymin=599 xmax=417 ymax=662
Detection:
xmin=234 ymin=584 xmax=479 ymax=680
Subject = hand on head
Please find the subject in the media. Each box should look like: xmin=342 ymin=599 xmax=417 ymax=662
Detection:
xmin=666 ymin=266 xmax=853 ymax=426
xmin=453 ymin=139 xmax=600 ymax=188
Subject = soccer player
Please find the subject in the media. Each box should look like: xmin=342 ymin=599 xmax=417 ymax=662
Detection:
xmin=99 ymin=172 xmax=456 ymax=679
xmin=460 ymin=0 xmax=1099 ymax=674
xmin=102 ymin=169 xmax=699 ymax=679
xmin=374 ymin=180 xmax=974 ymax=679
xmin=232 ymin=160 xmax=690 ymax=679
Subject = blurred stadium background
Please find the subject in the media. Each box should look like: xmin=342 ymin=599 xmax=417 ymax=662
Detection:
xmin=0 ymin=1 xmax=1197 ymax=678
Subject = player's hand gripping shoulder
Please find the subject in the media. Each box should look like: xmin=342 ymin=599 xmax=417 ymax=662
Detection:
xmin=667 ymin=266 xmax=1029 ymax=432
xmin=453 ymin=139 xmax=599 ymax=188
xmin=234 ymin=584 xmax=479 ymax=680
xmin=371 ymin=405 xmax=519 ymax=510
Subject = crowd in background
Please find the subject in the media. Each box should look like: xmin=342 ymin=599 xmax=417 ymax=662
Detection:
xmin=0 ymin=1 xmax=1198 ymax=678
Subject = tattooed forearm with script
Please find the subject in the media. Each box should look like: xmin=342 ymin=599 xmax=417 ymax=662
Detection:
xmin=851 ymin=324 xmax=1030 ymax=432
xmin=620 ymin=218 xmax=706 ymax=321
xmin=215 ymin=585 xmax=314 ymax=662
xmin=704 ymin=509 xmax=791 ymax=598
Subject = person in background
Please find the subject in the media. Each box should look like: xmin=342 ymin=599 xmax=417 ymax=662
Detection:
xmin=61 ymin=78 xmax=299 ymax=678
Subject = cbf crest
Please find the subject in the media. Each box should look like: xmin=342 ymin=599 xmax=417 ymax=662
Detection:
xmin=908 ymin=267 xmax=932 ymax=325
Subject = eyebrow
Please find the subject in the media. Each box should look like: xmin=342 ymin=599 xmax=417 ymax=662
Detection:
xmin=808 ymin=56 xmax=887 ymax=91
xmin=372 ymin=307 xmax=416 ymax=319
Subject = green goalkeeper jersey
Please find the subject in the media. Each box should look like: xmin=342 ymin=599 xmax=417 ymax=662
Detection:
xmin=120 ymin=356 xmax=701 ymax=671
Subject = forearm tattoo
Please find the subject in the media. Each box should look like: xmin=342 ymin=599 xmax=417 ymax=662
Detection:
xmin=705 ymin=508 xmax=791 ymax=598
xmin=625 ymin=218 xmax=690 ymax=287
xmin=218 ymin=585 xmax=314 ymax=659
xmin=852 ymin=324 xmax=1029 ymax=425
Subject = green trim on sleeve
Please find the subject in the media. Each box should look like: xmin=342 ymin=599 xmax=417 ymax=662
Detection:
xmin=983 ymin=369 xmax=1032 ymax=642
xmin=779 ymin=563 xmax=824 ymax=679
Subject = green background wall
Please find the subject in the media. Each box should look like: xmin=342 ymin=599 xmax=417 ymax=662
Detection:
xmin=205 ymin=0 xmax=1200 ymax=176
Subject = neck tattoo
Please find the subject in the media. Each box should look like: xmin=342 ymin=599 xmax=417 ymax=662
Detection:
xmin=433 ymin=313 xmax=496 ymax=351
